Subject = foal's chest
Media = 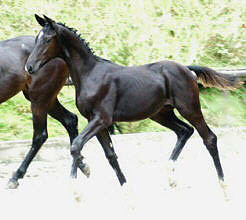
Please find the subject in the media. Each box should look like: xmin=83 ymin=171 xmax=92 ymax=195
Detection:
xmin=75 ymin=86 xmax=101 ymax=117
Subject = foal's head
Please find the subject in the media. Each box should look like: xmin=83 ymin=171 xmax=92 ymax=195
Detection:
xmin=25 ymin=14 xmax=63 ymax=74
xmin=26 ymin=14 xmax=97 ymax=75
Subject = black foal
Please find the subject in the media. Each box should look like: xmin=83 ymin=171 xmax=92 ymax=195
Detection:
xmin=26 ymin=15 xmax=242 ymax=189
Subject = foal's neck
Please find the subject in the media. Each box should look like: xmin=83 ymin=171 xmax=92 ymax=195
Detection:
xmin=60 ymin=29 xmax=97 ymax=85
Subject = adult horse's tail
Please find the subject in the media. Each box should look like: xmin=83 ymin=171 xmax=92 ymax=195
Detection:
xmin=187 ymin=65 xmax=243 ymax=90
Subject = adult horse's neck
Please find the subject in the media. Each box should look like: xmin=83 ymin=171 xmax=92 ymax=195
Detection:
xmin=58 ymin=26 xmax=97 ymax=88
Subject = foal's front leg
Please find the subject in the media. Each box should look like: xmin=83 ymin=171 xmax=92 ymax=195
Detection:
xmin=70 ymin=115 xmax=106 ymax=178
xmin=48 ymin=99 xmax=90 ymax=177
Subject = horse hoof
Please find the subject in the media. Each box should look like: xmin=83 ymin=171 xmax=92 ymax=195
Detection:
xmin=6 ymin=179 xmax=19 ymax=189
xmin=219 ymin=180 xmax=230 ymax=201
xmin=167 ymin=160 xmax=177 ymax=188
xmin=80 ymin=163 xmax=90 ymax=178
xmin=70 ymin=166 xmax=78 ymax=179
xmin=119 ymin=173 xmax=127 ymax=186
xmin=168 ymin=179 xmax=177 ymax=188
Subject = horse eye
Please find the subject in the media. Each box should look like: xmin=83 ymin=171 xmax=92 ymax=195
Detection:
xmin=46 ymin=38 xmax=52 ymax=43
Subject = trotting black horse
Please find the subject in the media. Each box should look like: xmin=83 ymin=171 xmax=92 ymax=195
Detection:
xmin=0 ymin=36 xmax=90 ymax=189
xmin=26 ymin=15 xmax=242 ymax=189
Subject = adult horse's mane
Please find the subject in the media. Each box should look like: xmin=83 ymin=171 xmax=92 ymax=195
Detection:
xmin=57 ymin=22 xmax=112 ymax=64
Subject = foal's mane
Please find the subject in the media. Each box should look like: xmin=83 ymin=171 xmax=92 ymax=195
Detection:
xmin=57 ymin=22 xmax=96 ymax=58
xmin=57 ymin=22 xmax=113 ymax=64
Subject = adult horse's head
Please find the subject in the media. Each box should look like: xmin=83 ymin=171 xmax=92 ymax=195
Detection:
xmin=25 ymin=14 xmax=63 ymax=74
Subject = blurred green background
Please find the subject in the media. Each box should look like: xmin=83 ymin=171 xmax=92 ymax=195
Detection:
xmin=0 ymin=0 xmax=246 ymax=140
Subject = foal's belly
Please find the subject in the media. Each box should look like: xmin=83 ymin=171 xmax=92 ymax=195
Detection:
xmin=113 ymin=94 xmax=167 ymax=122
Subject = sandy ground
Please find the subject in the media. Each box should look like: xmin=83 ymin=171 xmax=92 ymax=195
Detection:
xmin=0 ymin=128 xmax=246 ymax=220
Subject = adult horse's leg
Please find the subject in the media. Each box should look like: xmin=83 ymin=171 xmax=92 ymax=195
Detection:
xmin=7 ymin=98 xmax=89 ymax=188
xmin=7 ymin=57 xmax=88 ymax=188
xmin=150 ymin=110 xmax=194 ymax=187
xmin=48 ymin=99 xmax=90 ymax=177
xmin=48 ymin=99 xmax=78 ymax=144
xmin=96 ymin=128 xmax=126 ymax=185
xmin=8 ymin=106 xmax=48 ymax=188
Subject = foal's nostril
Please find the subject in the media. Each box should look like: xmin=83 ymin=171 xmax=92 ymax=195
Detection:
xmin=26 ymin=65 xmax=34 ymax=74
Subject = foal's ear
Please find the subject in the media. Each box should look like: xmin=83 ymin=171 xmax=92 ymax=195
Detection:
xmin=43 ymin=15 xmax=59 ymax=33
xmin=35 ymin=14 xmax=46 ymax=27
xmin=43 ymin=15 xmax=55 ymax=27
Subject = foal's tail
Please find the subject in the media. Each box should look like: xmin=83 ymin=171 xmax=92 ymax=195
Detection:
xmin=187 ymin=65 xmax=243 ymax=90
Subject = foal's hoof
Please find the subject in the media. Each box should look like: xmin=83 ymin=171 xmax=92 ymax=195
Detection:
xmin=168 ymin=179 xmax=177 ymax=188
xmin=79 ymin=162 xmax=90 ymax=178
xmin=70 ymin=156 xmax=90 ymax=179
xmin=118 ymin=173 xmax=127 ymax=186
xmin=70 ymin=167 xmax=78 ymax=179
xmin=219 ymin=180 xmax=230 ymax=201
xmin=6 ymin=179 xmax=19 ymax=189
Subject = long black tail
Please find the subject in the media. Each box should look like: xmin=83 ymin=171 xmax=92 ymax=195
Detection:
xmin=187 ymin=65 xmax=243 ymax=90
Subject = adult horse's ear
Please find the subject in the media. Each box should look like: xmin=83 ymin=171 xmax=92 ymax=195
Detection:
xmin=35 ymin=14 xmax=46 ymax=27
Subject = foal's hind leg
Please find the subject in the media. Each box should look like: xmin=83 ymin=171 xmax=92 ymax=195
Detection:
xmin=151 ymin=110 xmax=194 ymax=187
xmin=151 ymin=110 xmax=194 ymax=161
xmin=48 ymin=99 xmax=90 ymax=177
xmin=8 ymin=106 xmax=48 ymax=188
xmin=176 ymin=106 xmax=225 ymax=186
xmin=96 ymin=128 xmax=126 ymax=185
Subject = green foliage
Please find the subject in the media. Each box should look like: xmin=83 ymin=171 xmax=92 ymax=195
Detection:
xmin=1 ymin=0 xmax=246 ymax=66
xmin=0 ymin=0 xmax=246 ymax=140
xmin=199 ymin=86 xmax=246 ymax=127
xmin=117 ymin=119 xmax=167 ymax=134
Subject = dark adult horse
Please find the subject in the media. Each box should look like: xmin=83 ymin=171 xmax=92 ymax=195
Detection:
xmin=26 ymin=15 xmax=242 ymax=190
xmin=0 ymin=36 xmax=89 ymax=189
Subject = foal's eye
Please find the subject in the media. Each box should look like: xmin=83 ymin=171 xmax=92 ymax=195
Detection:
xmin=46 ymin=38 xmax=52 ymax=43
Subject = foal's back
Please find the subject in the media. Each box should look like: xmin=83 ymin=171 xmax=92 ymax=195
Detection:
xmin=100 ymin=60 xmax=199 ymax=121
